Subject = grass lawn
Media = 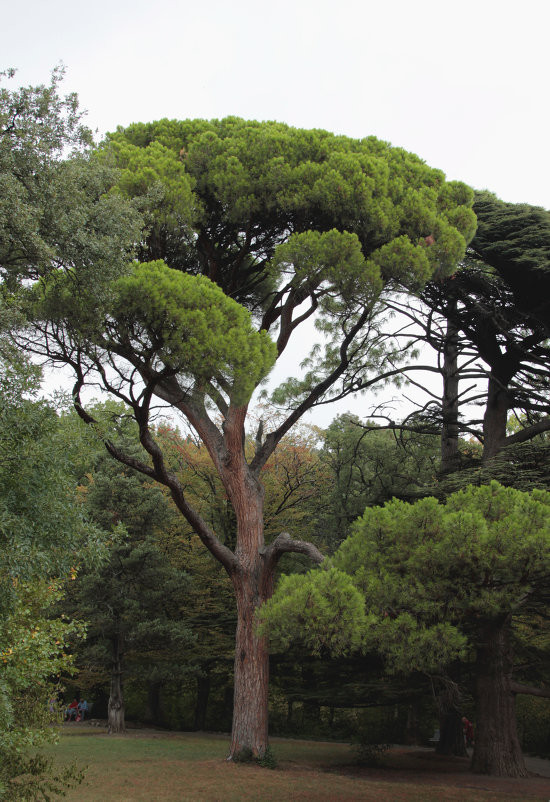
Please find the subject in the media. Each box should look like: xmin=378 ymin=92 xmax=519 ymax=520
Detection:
xmin=46 ymin=729 xmax=546 ymax=802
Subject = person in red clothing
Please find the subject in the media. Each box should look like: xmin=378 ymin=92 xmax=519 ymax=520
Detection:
xmin=65 ymin=699 xmax=79 ymax=721
xmin=462 ymin=716 xmax=474 ymax=747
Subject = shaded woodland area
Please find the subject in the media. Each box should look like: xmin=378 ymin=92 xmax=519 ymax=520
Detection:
xmin=2 ymin=68 xmax=550 ymax=798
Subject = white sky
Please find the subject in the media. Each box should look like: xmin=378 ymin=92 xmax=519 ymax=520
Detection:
xmin=3 ymin=0 xmax=549 ymax=426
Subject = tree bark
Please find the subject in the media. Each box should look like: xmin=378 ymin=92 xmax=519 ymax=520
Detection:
xmin=435 ymin=682 xmax=466 ymax=757
xmin=222 ymin=457 xmax=324 ymax=756
xmin=471 ymin=615 xmax=527 ymax=777
xmin=194 ymin=667 xmax=211 ymax=731
xmin=144 ymin=679 xmax=162 ymax=726
xmin=224 ymin=437 xmax=272 ymax=759
xmin=405 ymin=702 xmax=421 ymax=746
xmin=437 ymin=707 xmax=466 ymax=756
xmin=287 ymin=700 xmax=295 ymax=729
xmin=108 ymin=634 xmax=125 ymax=734
xmin=228 ymin=558 xmax=272 ymax=758
xmin=510 ymin=682 xmax=550 ymax=699
xmin=482 ymin=374 xmax=511 ymax=463
xmin=301 ymin=665 xmax=322 ymax=731
xmin=440 ymin=309 xmax=461 ymax=475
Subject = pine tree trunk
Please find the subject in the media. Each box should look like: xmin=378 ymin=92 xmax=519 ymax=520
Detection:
xmin=440 ymin=311 xmax=461 ymax=475
xmin=108 ymin=634 xmax=125 ymax=734
xmin=144 ymin=680 xmax=162 ymax=725
xmin=225 ymin=456 xmax=273 ymax=760
xmin=482 ymin=375 xmax=510 ymax=463
xmin=194 ymin=668 xmax=211 ymax=731
xmin=228 ymin=563 xmax=271 ymax=758
xmin=471 ymin=615 xmax=527 ymax=777
xmin=195 ymin=410 xmax=322 ymax=759
xmin=287 ymin=699 xmax=295 ymax=728
xmin=437 ymin=708 xmax=466 ymax=756
xmin=301 ymin=665 xmax=322 ymax=731
xmin=435 ymin=682 xmax=466 ymax=756
xmin=405 ymin=702 xmax=421 ymax=746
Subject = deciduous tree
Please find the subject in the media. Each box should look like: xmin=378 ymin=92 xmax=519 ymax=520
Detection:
xmin=67 ymin=419 xmax=193 ymax=734
xmin=0 ymin=67 xmax=139 ymax=296
xmin=0 ymin=352 xmax=90 ymax=797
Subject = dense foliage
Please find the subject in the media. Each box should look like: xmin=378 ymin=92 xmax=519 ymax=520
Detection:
xmin=0 ymin=354 xmax=91 ymax=799
xmin=4 ymin=68 xmax=550 ymax=778
xmin=261 ymin=481 xmax=550 ymax=775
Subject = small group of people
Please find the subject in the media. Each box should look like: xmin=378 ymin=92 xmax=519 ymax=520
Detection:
xmin=64 ymin=698 xmax=89 ymax=722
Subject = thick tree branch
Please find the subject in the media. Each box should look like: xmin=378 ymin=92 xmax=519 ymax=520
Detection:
xmin=510 ymin=682 xmax=550 ymax=699
xmin=505 ymin=417 xmax=550 ymax=447
xmin=261 ymin=531 xmax=325 ymax=575
xmin=73 ymin=376 xmax=237 ymax=574
xmin=251 ymin=307 xmax=375 ymax=472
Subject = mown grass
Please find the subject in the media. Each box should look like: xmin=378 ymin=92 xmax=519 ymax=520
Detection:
xmin=46 ymin=729 xmax=546 ymax=802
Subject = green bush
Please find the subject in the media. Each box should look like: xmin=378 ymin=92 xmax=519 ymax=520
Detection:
xmin=516 ymin=695 xmax=550 ymax=756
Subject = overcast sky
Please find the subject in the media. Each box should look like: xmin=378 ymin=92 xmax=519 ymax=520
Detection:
xmin=3 ymin=0 xmax=549 ymax=425
xmin=5 ymin=0 xmax=548 ymax=208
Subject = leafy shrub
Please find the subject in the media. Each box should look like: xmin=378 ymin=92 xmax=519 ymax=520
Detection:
xmin=352 ymin=737 xmax=390 ymax=767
